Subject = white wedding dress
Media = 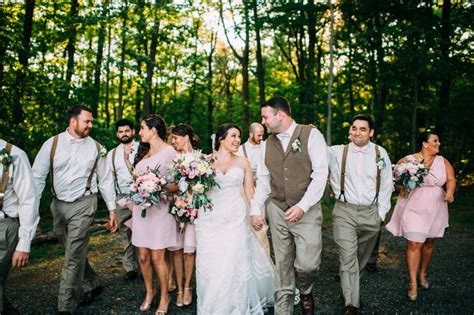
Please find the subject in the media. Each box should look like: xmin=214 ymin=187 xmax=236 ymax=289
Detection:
xmin=195 ymin=167 xmax=275 ymax=314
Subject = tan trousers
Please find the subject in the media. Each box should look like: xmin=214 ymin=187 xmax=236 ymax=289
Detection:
xmin=51 ymin=194 xmax=101 ymax=312
xmin=267 ymin=201 xmax=322 ymax=315
xmin=332 ymin=201 xmax=381 ymax=308
xmin=0 ymin=217 xmax=19 ymax=312
xmin=116 ymin=195 xmax=138 ymax=273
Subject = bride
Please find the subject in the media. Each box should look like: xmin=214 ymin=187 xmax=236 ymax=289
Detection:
xmin=195 ymin=123 xmax=274 ymax=314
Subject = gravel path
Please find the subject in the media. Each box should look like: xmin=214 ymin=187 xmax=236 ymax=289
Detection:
xmin=6 ymin=224 xmax=474 ymax=314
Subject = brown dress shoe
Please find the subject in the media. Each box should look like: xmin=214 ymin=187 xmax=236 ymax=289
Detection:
xmin=300 ymin=293 xmax=315 ymax=315
xmin=343 ymin=305 xmax=358 ymax=315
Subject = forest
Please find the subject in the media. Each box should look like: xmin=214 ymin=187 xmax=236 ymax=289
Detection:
xmin=0 ymin=0 xmax=472 ymax=181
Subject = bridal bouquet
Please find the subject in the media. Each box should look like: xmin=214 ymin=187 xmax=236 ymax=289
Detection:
xmin=127 ymin=166 xmax=169 ymax=218
xmin=168 ymin=151 xmax=218 ymax=232
xmin=393 ymin=160 xmax=429 ymax=196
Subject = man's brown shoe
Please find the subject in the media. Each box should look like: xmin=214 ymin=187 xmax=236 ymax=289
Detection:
xmin=300 ymin=293 xmax=314 ymax=315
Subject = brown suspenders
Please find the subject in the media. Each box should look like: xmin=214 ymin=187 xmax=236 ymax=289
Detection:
xmin=0 ymin=143 xmax=13 ymax=210
xmin=50 ymin=135 xmax=101 ymax=199
xmin=242 ymin=143 xmax=248 ymax=159
xmin=339 ymin=144 xmax=381 ymax=205
xmin=111 ymin=148 xmax=122 ymax=194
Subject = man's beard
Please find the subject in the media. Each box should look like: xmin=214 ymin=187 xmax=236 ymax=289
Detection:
xmin=119 ymin=136 xmax=133 ymax=144
xmin=75 ymin=127 xmax=90 ymax=138
xmin=250 ymin=136 xmax=262 ymax=145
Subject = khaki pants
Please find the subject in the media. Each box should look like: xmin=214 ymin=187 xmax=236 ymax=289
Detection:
xmin=0 ymin=217 xmax=19 ymax=312
xmin=332 ymin=201 xmax=381 ymax=308
xmin=116 ymin=195 xmax=138 ymax=273
xmin=51 ymin=194 xmax=101 ymax=312
xmin=267 ymin=201 xmax=322 ymax=315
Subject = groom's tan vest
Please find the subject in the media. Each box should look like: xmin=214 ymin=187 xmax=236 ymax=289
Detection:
xmin=265 ymin=124 xmax=312 ymax=210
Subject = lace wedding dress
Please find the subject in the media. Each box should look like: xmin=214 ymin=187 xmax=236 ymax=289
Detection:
xmin=195 ymin=167 xmax=274 ymax=314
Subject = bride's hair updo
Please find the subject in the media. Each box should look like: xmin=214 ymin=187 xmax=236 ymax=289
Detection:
xmin=171 ymin=124 xmax=200 ymax=149
xmin=214 ymin=123 xmax=241 ymax=151
xmin=134 ymin=114 xmax=167 ymax=166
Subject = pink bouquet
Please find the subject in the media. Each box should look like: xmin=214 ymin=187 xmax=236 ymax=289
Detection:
xmin=393 ymin=160 xmax=429 ymax=196
xmin=168 ymin=151 xmax=218 ymax=232
xmin=127 ymin=166 xmax=169 ymax=217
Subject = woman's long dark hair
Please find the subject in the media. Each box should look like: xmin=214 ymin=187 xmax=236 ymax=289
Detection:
xmin=134 ymin=114 xmax=167 ymax=166
xmin=171 ymin=124 xmax=200 ymax=149
xmin=214 ymin=123 xmax=241 ymax=151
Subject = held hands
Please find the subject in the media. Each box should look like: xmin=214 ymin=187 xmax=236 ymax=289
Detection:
xmin=12 ymin=250 xmax=29 ymax=268
xmin=108 ymin=211 xmax=118 ymax=233
xmin=250 ymin=215 xmax=265 ymax=231
xmin=284 ymin=205 xmax=305 ymax=223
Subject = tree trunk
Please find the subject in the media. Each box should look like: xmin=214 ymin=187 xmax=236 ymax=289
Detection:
xmin=117 ymin=0 xmax=129 ymax=120
xmin=306 ymin=0 xmax=317 ymax=122
xmin=65 ymin=0 xmax=78 ymax=86
xmin=411 ymin=77 xmax=418 ymax=152
xmin=91 ymin=0 xmax=108 ymax=119
xmin=143 ymin=0 xmax=161 ymax=116
xmin=207 ymin=31 xmax=217 ymax=150
xmin=437 ymin=0 xmax=451 ymax=134
xmin=252 ymin=0 xmax=265 ymax=104
xmin=104 ymin=20 xmax=112 ymax=128
xmin=12 ymin=0 xmax=35 ymax=146
xmin=326 ymin=0 xmax=334 ymax=146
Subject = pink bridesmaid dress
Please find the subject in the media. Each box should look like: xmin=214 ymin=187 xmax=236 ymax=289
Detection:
xmin=386 ymin=155 xmax=449 ymax=242
xmin=130 ymin=145 xmax=181 ymax=250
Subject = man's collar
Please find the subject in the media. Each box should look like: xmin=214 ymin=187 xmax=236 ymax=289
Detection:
xmin=276 ymin=121 xmax=297 ymax=140
xmin=65 ymin=128 xmax=86 ymax=144
xmin=350 ymin=142 xmax=371 ymax=153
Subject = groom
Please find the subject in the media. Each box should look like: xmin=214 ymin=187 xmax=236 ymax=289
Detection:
xmin=250 ymin=97 xmax=328 ymax=315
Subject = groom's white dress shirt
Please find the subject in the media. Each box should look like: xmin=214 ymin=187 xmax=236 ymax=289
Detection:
xmin=328 ymin=142 xmax=393 ymax=220
xmin=0 ymin=140 xmax=39 ymax=252
xmin=32 ymin=129 xmax=116 ymax=211
xmin=250 ymin=121 xmax=328 ymax=216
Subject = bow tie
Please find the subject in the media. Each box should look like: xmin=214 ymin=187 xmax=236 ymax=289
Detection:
xmin=351 ymin=146 xmax=368 ymax=153
xmin=276 ymin=133 xmax=290 ymax=141
xmin=70 ymin=138 xmax=85 ymax=144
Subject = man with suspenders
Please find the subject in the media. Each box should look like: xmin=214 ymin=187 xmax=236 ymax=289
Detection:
xmin=32 ymin=106 xmax=118 ymax=314
xmin=0 ymin=140 xmax=39 ymax=315
xmin=106 ymin=119 xmax=139 ymax=281
xmin=328 ymin=114 xmax=393 ymax=314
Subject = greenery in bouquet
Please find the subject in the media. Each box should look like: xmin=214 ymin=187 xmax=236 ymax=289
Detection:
xmin=393 ymin=160 xmax=429 ymax=196
xmin=127 ymin=166 xmax=169 ymax=218
xmin=168 ymin=151 xmax=218 ymax=232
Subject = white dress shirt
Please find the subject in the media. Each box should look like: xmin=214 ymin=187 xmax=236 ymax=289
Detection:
xmin=0 ymin=139 xmax=39 ymax=252
xmin=250 ymin=121 xmax=329 ymax=215
xmin=236 ymin=140 xmax=265 ymax=180
xmin=328 ymin=142 xmax=393 ymax=221
xmin=106 ymin=141 xmax=138 ymax=195
xmin=32 ymin=130 xmax=116 ymax=211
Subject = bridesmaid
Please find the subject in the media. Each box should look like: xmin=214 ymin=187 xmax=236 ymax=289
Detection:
xmin=130 ymin=114 xmax=180 ymax=314
xmin=386 ymin=131 xmax=456 ymax=301
xmin=169 ymin=124 xmax=199 ymax=307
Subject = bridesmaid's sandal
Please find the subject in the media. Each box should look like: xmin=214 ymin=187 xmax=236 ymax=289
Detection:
xmin=139 ymin=293 xmax=156 ymax=312
xmin=183 ymin=288 xmax=193 ymax=306
xmin=407 ymin=283 xmax=417 ymax=301
xmin=168 ymin=280 xmax=177 ymax=292
xmin=176 ymin=291 xmax=184 ymax=307
xmin=420 ymin=273 xmax=429 ymax=289
xmin=156 ymin=295 xmax=170 ymax=315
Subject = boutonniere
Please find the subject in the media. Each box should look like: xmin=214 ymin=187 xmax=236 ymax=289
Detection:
xmin=291 ymin=138 xmax=302 ymax=153
xmin=98 ymin=146 xmax=107 ymax=159
xmin=0 ymin=148 xmax=17 ymax=168
xmin=376 ymin=155 xmax=386 ymax=170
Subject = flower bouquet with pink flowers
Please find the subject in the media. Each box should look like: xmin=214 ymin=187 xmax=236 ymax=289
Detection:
xmin=127 ymin=166 xmax=169 ymax=218
xmin=392 ymin=159 xmax=429 ymax=196
xmin=168 ymin=151 xmax=218 ymax=232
